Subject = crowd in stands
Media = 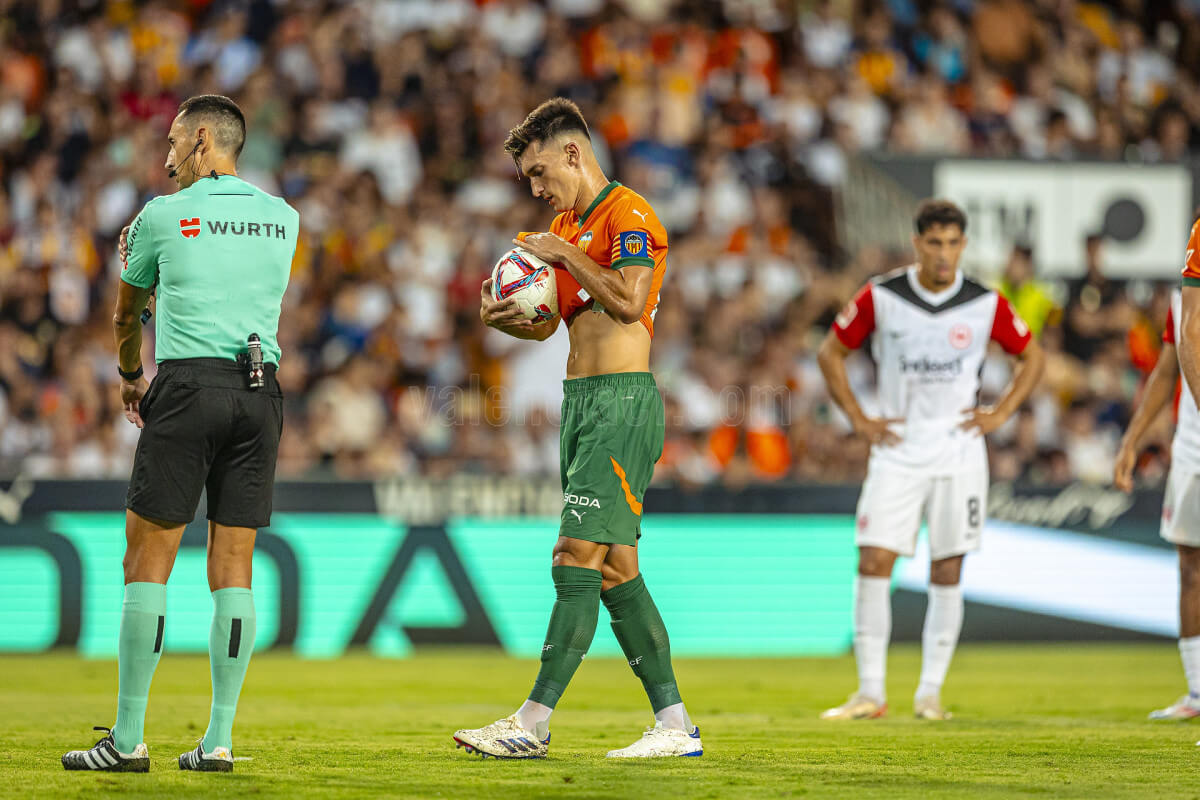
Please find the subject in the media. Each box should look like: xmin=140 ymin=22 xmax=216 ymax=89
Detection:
xmin=0 ymin=0 xmax=1192 ymax=486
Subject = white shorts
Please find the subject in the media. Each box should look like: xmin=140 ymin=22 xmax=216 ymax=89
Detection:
xmin=1161 ymin=467 xmax=1200 ymax=546
xmin=855 ymin=462 xmax=988 ymax=560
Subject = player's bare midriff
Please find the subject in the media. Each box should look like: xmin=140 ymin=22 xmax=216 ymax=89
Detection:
xmin=564 ymin=311 xmax=651 ymax=378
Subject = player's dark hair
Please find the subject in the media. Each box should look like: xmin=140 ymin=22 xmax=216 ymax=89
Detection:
xmin=177 ymin=94 xmax=246 ymax=158
xmin=504 ymin=97 xmax=591 ymax=168
xmin=914 ymin=199 xmax=967 ymax=235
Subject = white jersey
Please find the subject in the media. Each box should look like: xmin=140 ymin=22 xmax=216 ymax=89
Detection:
xmin=1167 ymin=290 xmax=1200 ymax=474
xmin=833 ymin=266 xmax=1032 ymax=473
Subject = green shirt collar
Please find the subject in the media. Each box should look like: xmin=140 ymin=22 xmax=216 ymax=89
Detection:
xmin=577 ymin=181 xmax=620 ymax=226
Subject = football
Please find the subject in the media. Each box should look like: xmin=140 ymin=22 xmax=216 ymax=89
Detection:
xmin=491 ymin=247 xmax=560 ymax=322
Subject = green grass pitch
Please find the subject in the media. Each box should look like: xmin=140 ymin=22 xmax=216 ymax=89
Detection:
xmin=4 ymin=645 xmax=1200 ymax=798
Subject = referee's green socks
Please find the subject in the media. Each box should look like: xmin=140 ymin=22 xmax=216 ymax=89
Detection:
xmin=112 ymin=582 xmax=167 ymax=753
xmin=528 ymin=566 xmax=602 ymax=709
xmin=602 ymin=574 xmax=689 ymax=727
xmin=202 ymin=588 xmax=257 ymax=753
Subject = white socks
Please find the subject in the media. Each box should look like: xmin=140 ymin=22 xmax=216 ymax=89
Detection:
xmin=515 ymin=699 xmax=553 ymax=739
xmin=654 ymin=702 xmax=693 ymax=732
xmin=916 ymin=583 xmax=964 ymax=700
xmin=854 ymin=575 xmax=892 ymax=702
xmin=517 ymin=699 xmax=693 ymax=737
xmin=1180 ymin=636 xmax=1200 ymax=697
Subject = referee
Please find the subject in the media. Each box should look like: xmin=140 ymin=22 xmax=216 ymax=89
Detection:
xmin=62 ymin=95 xmax=298 ymax=774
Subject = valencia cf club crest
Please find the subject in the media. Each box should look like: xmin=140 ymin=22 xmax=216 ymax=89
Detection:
xmin=949 ymin=323 xmax=972 ymax=349
xmin=579 ymin=230 xmax=593 ymax=248
xmin=619 ymin=230 xmax=648 ymax=258
xmin=179 ymin=218 xmax=201 ymax=238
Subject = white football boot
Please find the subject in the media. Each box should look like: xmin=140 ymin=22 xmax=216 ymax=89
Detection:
xmin=820 ymin=693 xmax=887 ymax=720
xmin=453 ymin=715 xmax=549 ymax=759
xmin=1149 ymin=694 xmax=1200 ymax=720
xmin=914 ymin=695 xmax=953 ymax=720
xmin=606 ymin=721 xmax=702 ymax=758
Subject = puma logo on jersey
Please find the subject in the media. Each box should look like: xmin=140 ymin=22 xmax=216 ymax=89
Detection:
xmin=632 ymin=209 xmax=649 ymax=222
xmin=569 ymin=509 xmax=586 ymax=523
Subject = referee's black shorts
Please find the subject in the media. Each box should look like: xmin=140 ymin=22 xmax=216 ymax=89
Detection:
xmin=127 ymin=358 xmax=283 ymax=529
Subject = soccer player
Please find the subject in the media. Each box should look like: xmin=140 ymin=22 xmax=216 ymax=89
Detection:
xmin=817 ymin=200 xmax=1044 ymax=721
xmin=1117 ymin=226 xmax=1200 ymax=721
xmin=61 ymin=96 xmax=297 ymax=772
xmin=452 ymin=98 xmax=700 ymax=759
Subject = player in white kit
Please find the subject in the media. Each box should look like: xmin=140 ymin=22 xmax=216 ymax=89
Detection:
xmin=817 ymin=200 xmax=1045 ymax=720
xmin=1116 ymin=251 xmax=1200 ymax=721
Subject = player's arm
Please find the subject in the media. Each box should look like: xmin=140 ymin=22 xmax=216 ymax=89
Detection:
xmin=1182 ymin=286 xmax=1200 ymax=408
xmin=114 ymin=279 xmax=152 ymax=372
xmin=517 ymin=233 xmax=652 ymax=326
xmin=479 ymin=277 xmax=560 ymax=341
xmin=817 ymin=284 xmax=901 ymax=445
xmin=1115 ymin=342 xmax=1178 ymax=491
xmin=962 ymin=297 xmax=1045 ymax=436
xmin=114 ymin=206 xmax=158 ymax=428
xmin=818 ymin=333 xmax=900 ymax=446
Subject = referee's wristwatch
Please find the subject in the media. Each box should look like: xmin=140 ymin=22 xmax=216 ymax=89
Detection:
xmin=118 ymin=364 xmax=144 ymax=381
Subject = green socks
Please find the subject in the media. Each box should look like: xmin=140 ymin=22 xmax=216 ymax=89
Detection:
xmin=528 ymin=566 xmax=602 ymax=708
xmin=112 ymin=582 xmax=167 ymax=753
xmin=602 ymin=574 xmax=682 ymax=712
xmin=202 ymin=588 xmax=256 ymax=752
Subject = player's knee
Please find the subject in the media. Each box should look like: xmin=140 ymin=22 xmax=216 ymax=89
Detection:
xmin=121 ymin=549 xmax=138 ymax=583
xmin=930 ymin=558 xmax=963 ymax=586
xmin=122 ymin=541 xmax=169 ymax=583
xmin=551 ymin=537 xmax=606 ymax=570
xmin=857 ymin=548 xmax=896 ymax=577
xmin=600 ymin=564 xmax=638 ymax=593
xmin=1181 ymin=546 xmax=1200 ymax=588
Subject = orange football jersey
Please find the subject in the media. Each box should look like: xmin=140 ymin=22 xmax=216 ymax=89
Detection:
xmin=520 ymin=181 xmax=667 ymax=336
xmin=1185 ymin=218 xmax=1200 ymax=286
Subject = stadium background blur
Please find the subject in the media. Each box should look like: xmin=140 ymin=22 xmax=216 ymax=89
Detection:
xmin=0 ymin=0 xmax=1193 ymax=488
xmin=7 ymin=5 xmax=1200 ymax=793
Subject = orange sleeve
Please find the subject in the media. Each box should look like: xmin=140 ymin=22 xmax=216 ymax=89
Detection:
xmin=1183 ymin=220 xmax=1200 ymax=285
xmin=607 ymin=202 xmax=663 ymax=271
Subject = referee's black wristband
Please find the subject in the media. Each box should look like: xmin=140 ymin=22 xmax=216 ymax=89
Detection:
xmin=118 ymin=365 xmax=143 ymax=381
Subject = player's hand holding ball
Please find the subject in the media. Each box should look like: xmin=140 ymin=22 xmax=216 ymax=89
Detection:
xmin=514 ymin=232 xmax=572 ymax=264
xmin=480 ymin=277 xmax=536 ymax=335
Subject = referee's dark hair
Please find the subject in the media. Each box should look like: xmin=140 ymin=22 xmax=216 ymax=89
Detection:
xmin=177 ymin=94 xmax=247 ymax=158
xmin=504 ymin=97 xmax=591 ymax=167
xmin=914 ymin=199 xmax=968 ymax=235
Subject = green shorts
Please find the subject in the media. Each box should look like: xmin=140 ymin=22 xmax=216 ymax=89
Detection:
xmin=559 ymin=372 xmax=664 ymax=546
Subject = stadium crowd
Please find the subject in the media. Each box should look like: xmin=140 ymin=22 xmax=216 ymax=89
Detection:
xmin=0 ymin=0 xmax=1192 ymax=485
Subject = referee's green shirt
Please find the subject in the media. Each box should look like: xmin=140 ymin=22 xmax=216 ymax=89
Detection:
xmin=121 ymin=175 xmax=298 ymax=365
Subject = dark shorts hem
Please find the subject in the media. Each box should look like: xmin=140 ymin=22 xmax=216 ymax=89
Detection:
xmin=125 ymin=503 xmax=194 ymax=527
xmin=207 ymin=513 xmax=271 ymax=530
xmin=556 ymin=525 xmax=640 ymax=547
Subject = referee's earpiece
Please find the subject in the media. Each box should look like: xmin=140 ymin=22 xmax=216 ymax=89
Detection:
xmin=167 ymin=137 xmax=203 ymax=179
